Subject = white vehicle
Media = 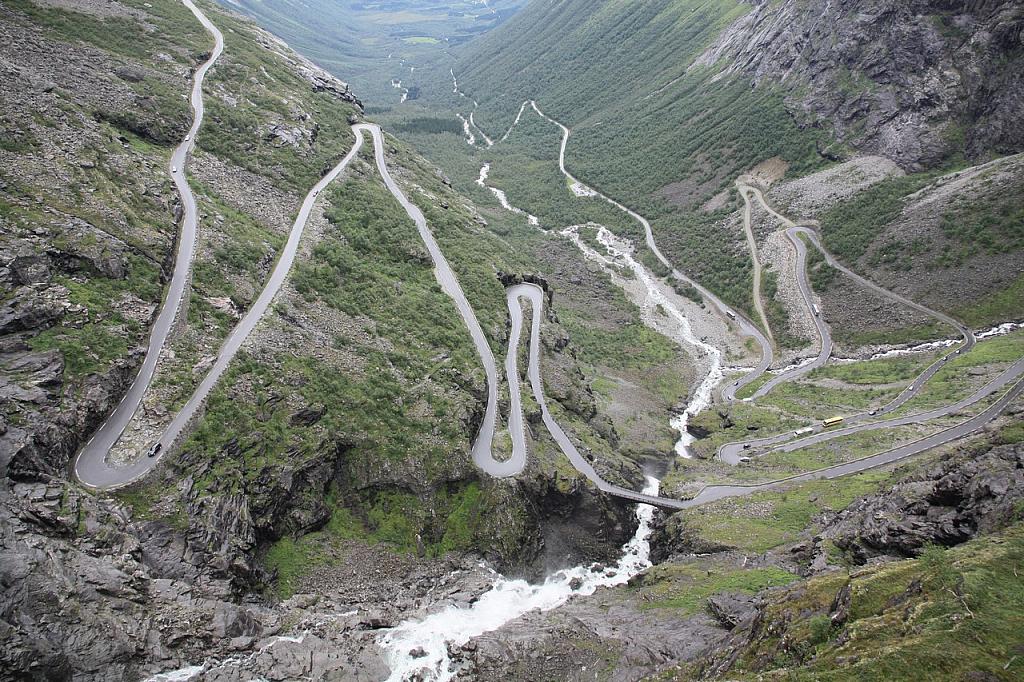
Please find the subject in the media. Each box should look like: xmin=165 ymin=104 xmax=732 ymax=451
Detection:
xmin=725 ymin=309 xmax=737 ymax=320
xmin=738 ymin=456 xmax=752 ymax=464
xmin=184 ymin=134 xmax=190 ymax=141
xmin=794 ymin=427 xmax=813 ymax=437
xmin=812 ymin=304 xmax=821 ymax=316
xmin=172 ymin=166 xmax=178 ymax=173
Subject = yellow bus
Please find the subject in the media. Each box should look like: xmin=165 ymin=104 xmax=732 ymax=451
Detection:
xmin=822 ymin=416 xmax=844 ymax=428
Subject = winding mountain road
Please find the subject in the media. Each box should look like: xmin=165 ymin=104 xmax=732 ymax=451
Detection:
xmin=73 ymin=24 xmax=1021 ymax=520
xmin=504 ymin=285 xmax=1024 ymax=511
xmin=75 ymin=1 xmax=372 ymax=489
xmin=526 ymin=102 xmax=774 ymax=400
xmin=717 ymin=186 xmax=979 ymax=462
xmin=737 ymin=185 xmax=774 ymax=346
xmin=747 ymin=226 xmax=834 ymax=399
xmin=356 ymin=124 xmax=512 ymax=477
xmin=73 ymin=0 xmax=224 ymax=489
xmin=472 ymin=100 xmax=1022 ymax=510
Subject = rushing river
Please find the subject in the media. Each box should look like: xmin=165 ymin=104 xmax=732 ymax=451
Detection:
xmin=562 ymin=224 xmax=723 ymax=457
xmin=379 ymin=476 xmax=660 ymax=681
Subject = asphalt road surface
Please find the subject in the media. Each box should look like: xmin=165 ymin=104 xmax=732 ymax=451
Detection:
xmin=356 ymin=123 xmax=513 ymax=477
xmin=73 ymin=0 xmax=224 ymax=488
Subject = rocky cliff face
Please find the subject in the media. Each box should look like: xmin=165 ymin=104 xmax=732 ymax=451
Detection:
xmin=0 ymin=1 xmax=657 ymax=676
xmin=694 ymin=0 xmax=1024 ymax=168
xmin=820 ymin=440 xmax=1024 ymax=563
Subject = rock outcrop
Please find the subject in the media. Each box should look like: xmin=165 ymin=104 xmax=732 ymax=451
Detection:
xmin=821 ymin=441 xmax=1024 ymax=563
xmin=694 ymin=0 xmax=1024 ymax=168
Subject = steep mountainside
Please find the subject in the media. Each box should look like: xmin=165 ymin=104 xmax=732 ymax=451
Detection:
xmin=450 ymin=0 xmax=1024 ymax=320
xmin=1 ymin=1 xmax=687 ymax=677
xmin=2 ymin=0 xmax=1024 ymax=680
xmin=694 ymin=0 xmax=1024 ymax=169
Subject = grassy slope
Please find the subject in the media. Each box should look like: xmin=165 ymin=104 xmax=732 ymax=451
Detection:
xmin=440 ymin=0 xmax=827 ymax=316
xmin=684 ymin=523 xmax=1024 ymax=681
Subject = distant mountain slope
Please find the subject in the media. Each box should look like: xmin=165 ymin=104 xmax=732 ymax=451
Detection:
xmin=693 ymin=0 xmax=1024 ymax=169
xmin=218 ymin=0 xmax=526 ymax=105
xmin=452 ymin=0 xmax=1024 ymax=321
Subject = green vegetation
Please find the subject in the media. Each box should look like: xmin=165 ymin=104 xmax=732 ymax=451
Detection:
xmin=803 ymin=234 xmax=839 ymax=291
xmin=262 ymin=481 xmax=489 ymax=598
xmin=194 ymin=5 xmax=359 ymax=192
xmin=938 ymin=189 xmax=1024 ymax=265
xmin=685 ymin=402 xmax=804 ymax=461
xmin=292 ymin=177 xmax=483 ymax=371
xmin=759 ymin=379 xmax=903 ymax=418
xmin=832 ymin=319 xmax=951 ymax=350
xmin=221 ymin=0 xmax=524 ymax=106
xmin=808 ymin=352 xmax=939 ymax=386
xmin=402 ymin=36 xmax=440 ymax=45
xmin=760 ymin=425 xmax=928 ymax=473
xmin=636 ymin=562 xmax=798 ymax=613
xmin=6 ymin=0 xmax=206 ymax=63
xmin=893 ymin=329 xmax=1024 ymax=413
xmin=994 ymin=413 xmax=1024 ymax=445
xmin=956 ymin=271 xmax=1024 ymax=327
xmin=28 ymin=254 xmax=161 ymax=378
xmin=561 ymin=317 xmax=679 ymax=371
xmin=819 ymin=173 xmax=939 ymax=264
xmin=392 ymin=117 xmax=466 ymax=136
xmin=762 ymin=269 xmax=807 ymax=349
xmin=688 ymin=524 xmax=1024 ymax=681
xmin=679 ymin=471 xmax=893 ymax=553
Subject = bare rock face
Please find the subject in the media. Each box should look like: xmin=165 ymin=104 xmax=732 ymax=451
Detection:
xmin=821 ymin=442 xmax=1024 ymax=563
xmin=694 ymin=0 xmax=1024 ymax=168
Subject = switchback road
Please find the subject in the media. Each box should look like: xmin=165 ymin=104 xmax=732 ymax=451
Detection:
xmin=74 ymin=0 xmax=224 ymax=488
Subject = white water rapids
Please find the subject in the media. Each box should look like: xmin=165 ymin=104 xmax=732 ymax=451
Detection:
xmin=562 ymin=224 xmax=723 ymax=457
xmin=475 ymin=163 xmax=539 ymax=226
xmin=456 ymin=113 xmax=475 ymax=145
xmin=377 ymin=222 xmax=725 ymax=681
xmin=380 ymin=476 xmax=661 ymax=682
xmin=378 ymin=97 xmax=728 ymax=681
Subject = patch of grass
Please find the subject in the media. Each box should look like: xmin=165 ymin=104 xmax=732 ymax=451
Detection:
xmin=833 ymin=319 xmax=951 ymax=349
xmin=893 ymin=329 xmax=1024 ymax=413
xmin=713 ymin=524 xmax=1024 ymax=681
xmin=261 ymin=480 xmax=487 ymax=598
xmin=809 ymin=352 xmax=939 ymax=385
xmin=686 ymin=401 xmax=804 ymax=460
xmin=819 ymin=173 xmax=940 ymax=264
xmin=938 ymin=191 xmax=1024 ymax=264
xmin=956 ymin=270 xmax=1024 ymax=327
xmin=28 ymin=254 xmax=161 ymax=379
xmin=762 ymin=269 xmax=807 ymax=350
xmin=637 ymin=563 xmax=798 ymax=613
xmin=760 ymin=425 xmax=927 ymax=474
xmin=6 ymin=0 xmax=206 ymax=62
xmin=681 ymin=471 xmax=893 ymax=553
xmin=561 ymin=318 xmax=680 ymax=371
xmin=760 ymin=380 xmax=903 ymax=418
xmin=263 ymin=535 xmax=314 ymax=598
xmin=994 ymin=417 xmax=1024 ymax=445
